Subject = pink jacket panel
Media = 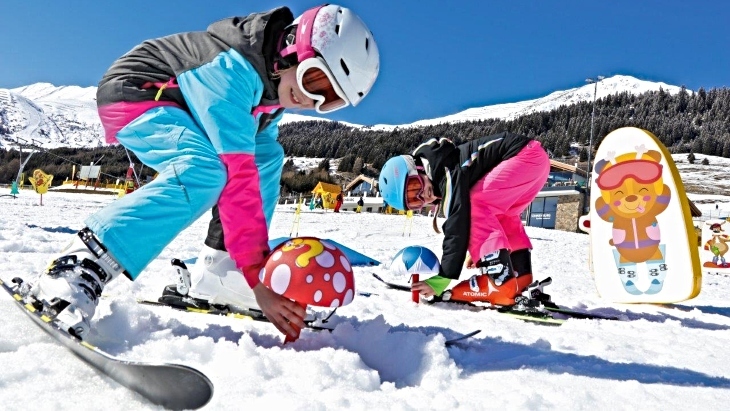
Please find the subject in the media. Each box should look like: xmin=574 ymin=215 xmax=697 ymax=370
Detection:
xmin=218 ymin=153 xmax=269 ymax=288
xmin=98 ymin=101 xmax=181 ymax=143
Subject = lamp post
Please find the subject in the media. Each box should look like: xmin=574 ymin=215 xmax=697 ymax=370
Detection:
xmin=584 ymin=75 xmax=604 ymax=211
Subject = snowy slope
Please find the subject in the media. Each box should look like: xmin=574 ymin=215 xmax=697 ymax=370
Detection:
xmin=1 ymin=156 xmax=730 ymax=410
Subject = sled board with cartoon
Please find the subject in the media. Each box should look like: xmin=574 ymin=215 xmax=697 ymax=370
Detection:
xmin=700 ymin=219 xmax=730 ymax=274
xmin=586 ymin=127 xmax=701 ymax=303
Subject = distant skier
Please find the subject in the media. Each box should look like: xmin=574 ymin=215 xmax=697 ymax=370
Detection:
xmin=25 ymin=4 xmax=379 ymax=339
xmin=379 ymin=132 xmax=550 ymax=306
xmin=356 ymin=196 xmax=364 ymax=213
xmin=334 ymin=192 xmax=344 ymax=213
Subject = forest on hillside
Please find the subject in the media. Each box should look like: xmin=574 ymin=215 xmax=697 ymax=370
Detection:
xmin=1 ymin=86 xmax=729 ymax=194
xmin=278 ymin=87 xmax=730 ymax=170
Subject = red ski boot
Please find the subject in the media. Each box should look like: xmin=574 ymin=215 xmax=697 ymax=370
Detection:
xmin=443 ymin=249 xmax=533 ymax=306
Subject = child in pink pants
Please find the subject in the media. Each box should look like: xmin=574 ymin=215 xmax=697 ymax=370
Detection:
xmin=379 ymin=132 xmax=550 ymax=305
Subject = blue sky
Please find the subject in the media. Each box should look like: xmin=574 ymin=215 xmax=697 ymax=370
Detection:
xmin=1 ymin=1 xmax=728 ymax=126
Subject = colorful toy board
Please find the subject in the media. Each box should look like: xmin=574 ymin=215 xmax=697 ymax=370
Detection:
xmin=587 ymin=127 xmax=701 ymax=303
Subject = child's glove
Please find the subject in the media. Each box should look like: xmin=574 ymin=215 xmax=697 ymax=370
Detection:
xmin=422 ymin=275 xmax=452 ymax=296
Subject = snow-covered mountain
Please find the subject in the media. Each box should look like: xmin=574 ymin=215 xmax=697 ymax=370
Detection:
xmin=397 ymin=75 xmax=684 ymax=129
xmin=0 ymin=75 xmax=685 ymax=149
xmin=0 ymin=83 xmax=103 ymax=148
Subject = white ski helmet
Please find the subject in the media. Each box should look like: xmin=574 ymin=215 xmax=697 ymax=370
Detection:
xmin=279 ymin=4 xmax=380 ymax=112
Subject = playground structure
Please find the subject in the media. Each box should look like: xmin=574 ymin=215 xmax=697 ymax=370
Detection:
xmin=74 ymin=163 xmax=102 ymax=189
xmin=310 ymin=181 xmax=342 ymax=210
xmin=56 ymin=162 xmax=141 ymax=196
xmin=7 ymin=134 xmax=144 ymax=197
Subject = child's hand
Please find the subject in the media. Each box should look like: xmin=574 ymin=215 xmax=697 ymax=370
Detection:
xmin=465 ymin=253 xmax=477 ymax=269
xmin=252 ymin=283 xmax=306 ymax=338
xmin=411 ymin=281 xmax=436 ymax=298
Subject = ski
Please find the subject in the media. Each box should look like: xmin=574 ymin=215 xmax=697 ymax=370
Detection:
xmin=371 ymin=273 xmax=620 ymax=324
xmin=542 ymin=305 xmax=620 ymax=320
xmin=0 ymin=276 xmax=213 ymax=410
xmin=139 ymin=258 xmax=335 ymax=332
xmin=429 ymin=294 xmax=568 ymax=325
xmin=138 ymin=293 xmax=335 ymax=332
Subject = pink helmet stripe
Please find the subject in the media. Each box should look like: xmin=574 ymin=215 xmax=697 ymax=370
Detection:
xmin=295 ymin=5 xmax=324 ymax=61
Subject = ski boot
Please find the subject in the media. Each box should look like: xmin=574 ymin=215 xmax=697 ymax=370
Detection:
xmin=28 ymin=228 xmax=125 ymax=338
xmin=442 ymin=249 xmax=533 ymax=306
xmin=160 ymin=245 xmax=259 ymax=311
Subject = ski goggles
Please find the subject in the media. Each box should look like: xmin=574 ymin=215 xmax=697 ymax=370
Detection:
xmin=405 ymin=173 xmax=428 ymax=210
xmin=596 ymin=159 xmax=663 ymax=190
xmin=297 ymin=57 xmax=349 ymax=114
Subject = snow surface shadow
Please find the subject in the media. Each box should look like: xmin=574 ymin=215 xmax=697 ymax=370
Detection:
xmin=278 ymin=314 xmax=488 ymax=388
xmin=167 ymin=321 xmax=290 ymax=348
xmin=108 ymin=312 xmax=484 ymax=388
xmin=451 ymin=336 xmax=730 ymax=388
xmin=622 ymin=310 xmax=730 ymax=330
xmin=530 ymin=236 xmax=555 ymax=242
xmin=556 ymin=304 xmax=730 ymax=331
xmin=89 ymin=304 xmax=730 ymax=389
xmin=557 ymin=306 xmax=730 ymax=331
xmin=90 ymin=303 xmax=257 ymax=355
xmin=651 ymin=303 xmax=730 ymax=318
xmin=285 ymin=314 xmax=730 ymax=389
xmin=24 ymin=224 xmax=77 ymax=234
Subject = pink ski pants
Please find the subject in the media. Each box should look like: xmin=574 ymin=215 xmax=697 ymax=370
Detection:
xmin=468 ymin=140 xmax=550 ymax=260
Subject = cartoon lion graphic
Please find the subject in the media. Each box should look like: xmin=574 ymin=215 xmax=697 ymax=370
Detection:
xmin=594 ymin=145 xmax=670 ymax=295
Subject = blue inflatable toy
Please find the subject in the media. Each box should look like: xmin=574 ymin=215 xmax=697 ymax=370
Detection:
xmin=389 ymin=246 xmax=440 ymax=282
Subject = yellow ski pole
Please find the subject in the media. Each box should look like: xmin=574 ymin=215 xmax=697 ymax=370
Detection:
xmin=403 ymin=210 xmax=414 ymax=236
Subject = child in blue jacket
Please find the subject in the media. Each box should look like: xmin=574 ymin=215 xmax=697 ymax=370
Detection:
xmin=26 ymin=4 xmax=379 ymax=339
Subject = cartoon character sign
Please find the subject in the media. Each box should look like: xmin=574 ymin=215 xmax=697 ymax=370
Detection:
xmin=587 ymin=127 xmax=701 ymax=303
xmin=701 ymin=219 xmax=730 ymax=272
xmin=593 ymin=145 xmax=670 ymax=295
xmin=29 ymin=169 xmax=53 ymax=195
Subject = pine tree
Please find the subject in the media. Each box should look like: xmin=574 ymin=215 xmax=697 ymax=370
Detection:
xmin=352 ymin=157 xmax=364 ymax=175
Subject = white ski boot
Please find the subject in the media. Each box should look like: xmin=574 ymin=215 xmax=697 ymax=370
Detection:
xmin=186 ymin=245 xmax=259 ymax=310
xmin=30 ymin=228 xmax=125 ymax=338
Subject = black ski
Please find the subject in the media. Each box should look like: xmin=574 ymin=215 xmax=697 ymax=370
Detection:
xmin=1 ymin=277 xmax=213 ymax=410
xmin=138 ymin=291 xmax=335 ymax=332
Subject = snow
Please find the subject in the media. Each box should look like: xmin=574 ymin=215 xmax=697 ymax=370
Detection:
xmin=2 ymin=154 xmax=730 ymax=410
